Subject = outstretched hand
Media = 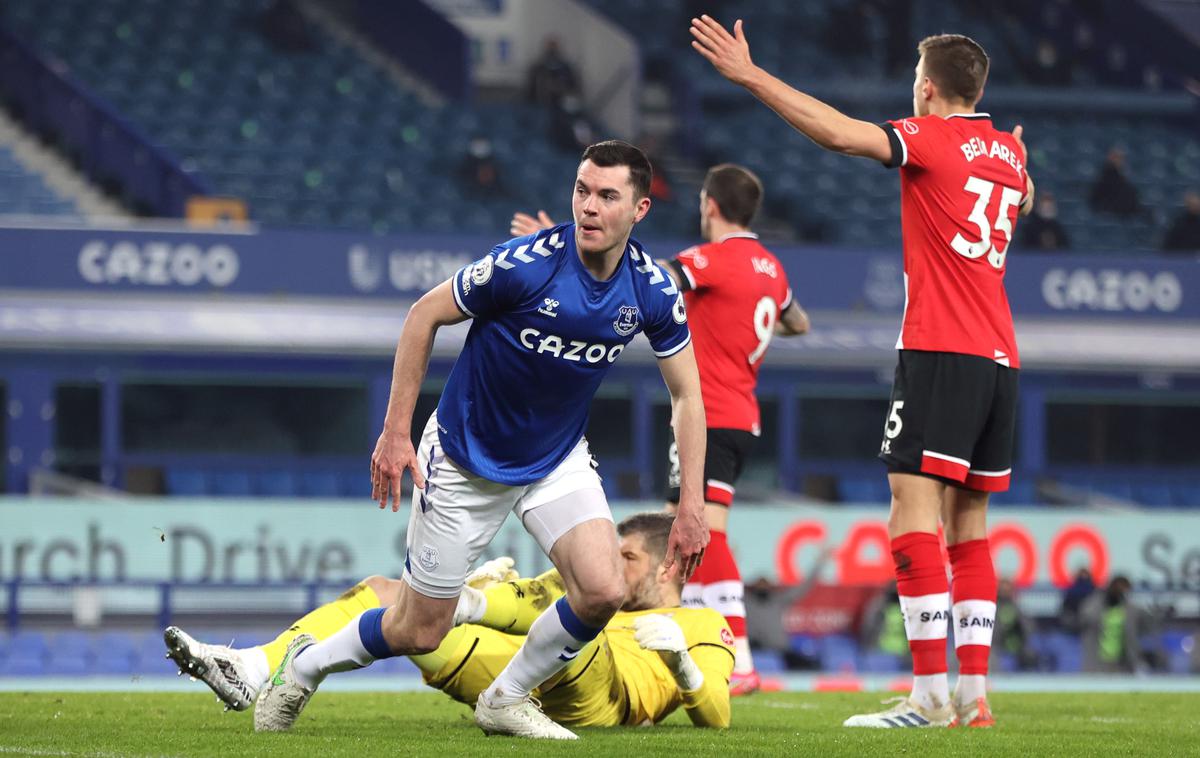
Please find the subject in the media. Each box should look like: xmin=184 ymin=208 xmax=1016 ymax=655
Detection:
xmin=510 ymin=210 xmax=555 ymax=237
xmin=689 ymin=15 xmax=757 ymax=86
xmin=370 ymin=431 xmax=424 ymax=512
xmin=1012 ymin=124 xmax=1028 ymax=163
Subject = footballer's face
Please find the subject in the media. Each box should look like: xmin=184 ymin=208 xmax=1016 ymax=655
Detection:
xmin=572 ymin=160 xmax=651 ymax=257
xmin=618 ymin=532 xmax=668 ymax=612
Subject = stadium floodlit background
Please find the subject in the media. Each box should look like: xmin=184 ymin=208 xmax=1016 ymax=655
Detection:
xmin=1 ymin=0 xmax=1198 ymax=723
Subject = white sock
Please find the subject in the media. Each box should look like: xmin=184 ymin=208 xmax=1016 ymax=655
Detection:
xmin=291 ymin=611 xmax=377 ymax=689
xmin=898 ymin=590 xmax=951 ymax=712
xmin=954 ymin=674 xmax=987 ymax=707
xmin=238 ymin=647 xmax=270 ymax=686
xmin=733 ymin=636 xmax=755 ymax=675
xmin=911 ymin=674 xmax=951 ymax=712
xmin=454 ymin=586 xmax=486 ymax=626
xmin=483 ymin=597 xmax=601 ymax=706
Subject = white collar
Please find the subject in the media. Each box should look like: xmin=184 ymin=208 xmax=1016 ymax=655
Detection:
xmin=946 ymin=112 xmax=990 ymax=119
xmin=717 ymin=231 xmax=759 ymax=242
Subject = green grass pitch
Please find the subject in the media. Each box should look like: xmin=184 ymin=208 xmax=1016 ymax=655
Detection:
xmin=1 ymin=691 xmax=1197 ymax=757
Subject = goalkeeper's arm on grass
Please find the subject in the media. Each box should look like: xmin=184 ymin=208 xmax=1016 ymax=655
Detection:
xmin=635 ymin=614 xmax=732 ymax=728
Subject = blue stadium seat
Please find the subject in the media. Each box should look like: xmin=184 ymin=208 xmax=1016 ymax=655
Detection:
xmin=1171 ymin=484 xmax=1200 ymax=508
xmin=132 ymin=631 xmax=177 ymax=676
xmin=165 ymin=468 xmax=208 ymax=496
xmin=858 ymin=651 xmax=903 ymax=673
xmin=46 ymin=631 xmax=91 ymax=675
xmin=839 ymin=477 xmax=890 ymax=504
xmin=0 ymin=631 xmax=48 ymax=675
xmin=338 ymin=471 xmax=370 ymax=499
xmin=91 ymin=632 xmax=138 ymax=675
xmin=1132 ymin=483 xmax=1175 ymax=508
xmin=817 ymin=634 xmax=859 ymax=673
xmin=1043 ymin=632 xmax=1083 ymax=673
xmin=1161 ymin=631 xmax=1193 ymax=675
xmin=300 ymin=470 xmax=341 ymax=497
xmin=789 ymin=634 xmax=819 ymax=661
xmin=211 ymin=471 xmax=254 ymax=496
xmin=753 ymin=649 xmax=786 ymax=673
xmin=256 ymin=470 xmax=298 ymax=497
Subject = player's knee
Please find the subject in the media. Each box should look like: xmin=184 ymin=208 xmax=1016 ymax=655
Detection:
xmin=361 ymin=575 xmax=403 ymax=605
xmin=576 ymin=580 xmax=625 ymax=623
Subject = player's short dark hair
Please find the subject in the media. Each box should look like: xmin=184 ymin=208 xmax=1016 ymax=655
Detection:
xmin=580 ymin=140 xmax=652 ymax=200
xmin=917 ymin=34 xmax=989 ymax=105
xmin=617 ymin=511 xmax=675 ymax=565
xmin=702 ymin=163 xmax=763 ymax=227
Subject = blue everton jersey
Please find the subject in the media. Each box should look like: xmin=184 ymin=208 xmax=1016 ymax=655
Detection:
xmin=437 ymin=223 xmax=691 ymax=485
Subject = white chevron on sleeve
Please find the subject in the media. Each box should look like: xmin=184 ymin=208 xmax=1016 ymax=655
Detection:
xmin=512 ymin=244 xmax=534 ymax=263
xmin=494 ymin=249 xmax=515 ymax=270
xmin=633 ymin=248 xmax=655 ymax=273
xmin=531 ymin=235 xmax=553 ymax=257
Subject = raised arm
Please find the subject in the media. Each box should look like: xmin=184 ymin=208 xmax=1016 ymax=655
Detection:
xmin=690 ymin=16 xmax=891 ymax=162
xmin=371 ymin=279 xmax=468 ymax=511
xmin=657 ymin=344 xmax=709 ymax=580
xmin=1013 ymin=125 xmax=1036 ymax=216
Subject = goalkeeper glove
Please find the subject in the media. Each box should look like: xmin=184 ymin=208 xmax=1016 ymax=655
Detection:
xmin=466 ymin=556 xmax=518 ymax=589
xmin=454 ymin=557 xmax=519 ymax=626
xmin=633 ymin=613 xmax=704 ymax=691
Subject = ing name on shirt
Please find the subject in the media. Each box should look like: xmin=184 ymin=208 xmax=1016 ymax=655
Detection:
xmin=959 ymin=136 xmax=1024 ymax=177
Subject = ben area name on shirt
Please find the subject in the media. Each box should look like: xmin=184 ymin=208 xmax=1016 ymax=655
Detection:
xmin=959 ymin=136 xmax=1024 ymax=176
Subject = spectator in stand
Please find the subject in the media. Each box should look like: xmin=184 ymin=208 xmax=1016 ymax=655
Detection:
xmin=1060 ymin=567 xmax=1095 ymax=635
xmin=1162 ymin=191 xmax=1200 ymax=252
xmin=991 ymin=578 xmax=1037 ymax=671
xmin=1020 ymin=191 xmax=1070 ymax=251
xmin=1029 ymin=39 xmax=1071 ymax=86
xmin=1080 ymin=575 xmax=1161 ymax=673
xmin=548 ymin=93 xmax=596 ymax=152
xmin=637 ymin=133 xmax=674 ymax=203
xmin=527 ymin=38 xmax=578 ymax=111
xmin=457 ymin=137 xmax=504 ymax=198
xmin=1089 ymin=148 xmax=1141 ymax=218
xmin=857 ymin=579 xmax=910 ymax=666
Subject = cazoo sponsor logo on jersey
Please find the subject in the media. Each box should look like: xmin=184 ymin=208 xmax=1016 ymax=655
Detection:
xmin=1042 ymin=268 xmax=1183 ymax=313
xmin=78 ymin=240 xmax=239 ymax=287
xmin=517 ymin=329 xmax=625 ymax=364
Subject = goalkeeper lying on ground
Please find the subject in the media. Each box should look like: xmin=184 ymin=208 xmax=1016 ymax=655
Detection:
xmin=165 ymin=512 xmax=734 ymax=729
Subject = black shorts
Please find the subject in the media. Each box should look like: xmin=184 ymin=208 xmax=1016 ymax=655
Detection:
xmin=878 ymin=350 xmax=1018 ymax=492
xmin=666 ymin=428 xmax=757 ymax=506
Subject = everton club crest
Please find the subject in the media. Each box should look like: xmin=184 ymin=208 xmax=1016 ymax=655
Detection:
xmin=613 ymin=305 xmax=640 ymax=337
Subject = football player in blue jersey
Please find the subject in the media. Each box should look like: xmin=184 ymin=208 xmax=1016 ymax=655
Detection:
xmin=252 ymin=141 xmax=709 ymax=740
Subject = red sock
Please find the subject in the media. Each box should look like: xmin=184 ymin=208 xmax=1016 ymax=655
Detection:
xmin=681 ymin=530 xmax=747 ymax=636
xmin=948 ymin=539 xmax=997 ymax=676
xmin=891 ymin=531 xmax=950 ymax=676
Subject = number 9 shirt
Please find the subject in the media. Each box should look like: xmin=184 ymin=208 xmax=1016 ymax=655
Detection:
xmin=670 ymin=232 xmax=793 ymax=436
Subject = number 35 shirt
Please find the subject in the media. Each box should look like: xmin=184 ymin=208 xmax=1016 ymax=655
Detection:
xmin=669 ymin=233 xmax=792 ymax=436
xmin=880 ymin=113 xmax=1028 ymax=369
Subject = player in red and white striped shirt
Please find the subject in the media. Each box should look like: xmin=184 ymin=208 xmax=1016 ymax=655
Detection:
xmin=694 ymin=18 xmax=1034 ymax=728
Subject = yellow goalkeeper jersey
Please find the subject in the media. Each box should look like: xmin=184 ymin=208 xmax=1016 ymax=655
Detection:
xmin=421 ymin=588 xmax=735 ymax=728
